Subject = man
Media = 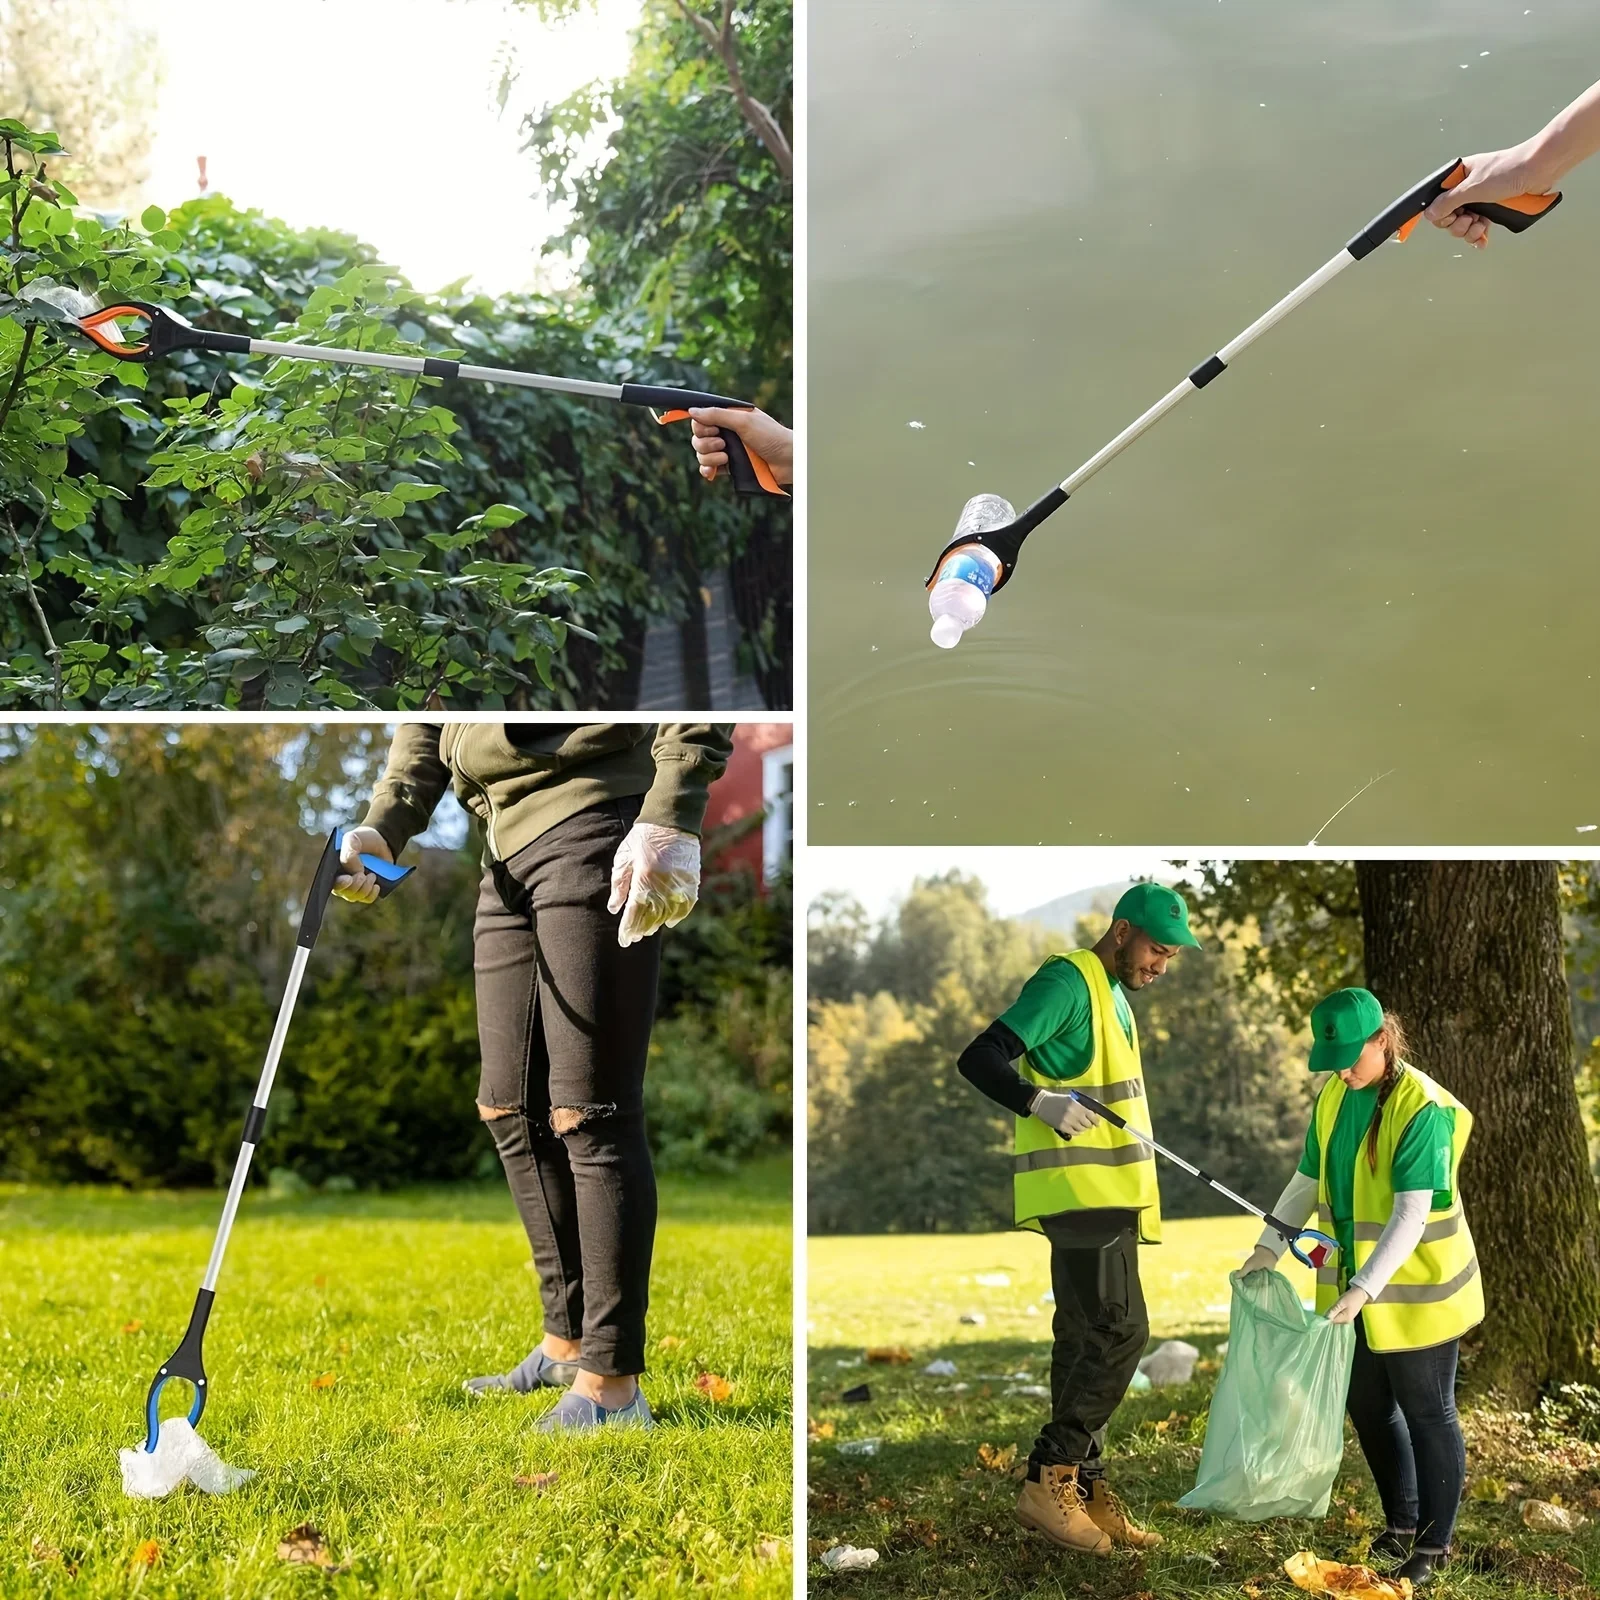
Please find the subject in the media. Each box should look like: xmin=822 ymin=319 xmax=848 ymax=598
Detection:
xmin=957 ymin=882 xmax=1201 ymax=1556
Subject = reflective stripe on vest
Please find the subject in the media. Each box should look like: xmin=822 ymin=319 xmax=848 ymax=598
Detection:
xmin=1311 ymin=1064 xmax=1484 ymax=1352
xmin=1012 ymin=950 xmax=1162 ymax=1243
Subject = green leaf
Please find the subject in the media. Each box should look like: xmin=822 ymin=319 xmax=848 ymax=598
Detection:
xmin=140 ymin=205 xmax=166 ymax=232
xmin=459 ymin=502 xmax=528 ymax=532
xmin=274 ymin=615 xmax=312 ymax=634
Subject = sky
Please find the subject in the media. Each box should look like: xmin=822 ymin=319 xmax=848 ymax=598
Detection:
xmin=806 ymin=847 xmax=1191 ymax=923
xmin=137 ymin=0 xmax=642 ymax=294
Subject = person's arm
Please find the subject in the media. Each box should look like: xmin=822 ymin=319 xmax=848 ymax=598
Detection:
xmin=1347 ymin=1191 xmax=1433 ymax=1300
xmin=957 ymin=1020 xmax=1039 ymax=1118
xmin=641 ymin=725 xmax=735 ymax=836
xmin=686 ymin=406 xmax=794 ymax=486
xmin=336 ymin=724 xmax=449 ymax=904
xmin=1425 ymin=76 xmax=1600 ymax=245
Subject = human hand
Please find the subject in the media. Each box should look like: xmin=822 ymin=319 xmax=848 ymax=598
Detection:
xmin=1324 ymin=1286 xmax=1371 ymax=1325
xmin=687 ymin=406 xmax=794 ymax=485
xmin=607 ymin=822 xmax=702 ymax=948
xmin=1239 ymin=1245 xmax=1279 ymax=1277
xmin=1030 ymin=1089 xmax=1099 ymax=1140
xmin=1423 ymin=143 xmax=1559 ymax=248
xmin=333 ymin=826 xmax=392 ymax=904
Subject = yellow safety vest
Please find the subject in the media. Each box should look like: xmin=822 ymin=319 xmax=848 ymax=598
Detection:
xmin=1311 ymin=1063 xmax=1483 ymax=1352
xmin=1013 ymin=950 xmax=1162 ymax=1243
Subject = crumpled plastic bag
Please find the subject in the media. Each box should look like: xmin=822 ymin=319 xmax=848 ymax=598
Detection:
xmin=821 ymin=1545 xmax=880 ymax=1572
xmin=1521 ymin=1498 xmax=1589 ymax=1533
xmin=119 ymin=1418 xmax=255 ymax=1499
xmin=1284 ymin=1550 xmax=1412 ymax=1598
xmin=608 ymin=823 xmax=700 ymax=947
xmin=1139 ymin=1338 xmax=1200 ymax=1385
xmin=1178 ymin=1270 xmax=1355 ymax=1520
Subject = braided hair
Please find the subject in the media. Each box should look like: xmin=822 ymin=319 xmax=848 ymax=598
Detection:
xmin=1364 ymin=1010 xmax=1410 ymax=1172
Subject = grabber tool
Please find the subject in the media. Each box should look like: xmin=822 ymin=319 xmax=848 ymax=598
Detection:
xmin=1067 ymin=1089 xmax=1340 ymax=1272
xmin=73 ymin=300 xmax=787 ymax=498
xmin=924 ymin=158 xmax=1561 ymax=644
xmin=139 ymin=829 xmax=412 ymax=1453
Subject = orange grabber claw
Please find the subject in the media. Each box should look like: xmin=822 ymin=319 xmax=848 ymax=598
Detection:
xmin=73 ymin=300 xmax=251 ymax=361
xmin=1347 ymin=159 xmax=1561 ymax=259
xmin=618 ymin=383 xmax=788 ymax=498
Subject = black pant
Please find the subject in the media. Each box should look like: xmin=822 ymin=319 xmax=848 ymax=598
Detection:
xmin=1031 ymin=1218 xmax=1150 ymax=1469
xmin=1345 ymin=1317 xmax=1465 ymax=1553
xmin=473 ymin=797 xmax=661 ymax=1377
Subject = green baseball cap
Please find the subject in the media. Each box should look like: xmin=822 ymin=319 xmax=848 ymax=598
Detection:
xmin=1112 ymin=882 xmax=1201 ymax=948
xmin=1308 ymin=986 xmax=1383 ymax=1074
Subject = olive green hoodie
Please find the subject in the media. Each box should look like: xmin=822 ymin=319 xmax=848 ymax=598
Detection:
xmin=362 ymin=724 xmax=734 ymax=862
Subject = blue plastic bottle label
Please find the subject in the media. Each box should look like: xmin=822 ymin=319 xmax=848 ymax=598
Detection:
xmin=937 ymin=550 xmax=996 ymax=595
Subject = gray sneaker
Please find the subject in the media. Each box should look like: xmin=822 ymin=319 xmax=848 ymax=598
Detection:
xmin=463 ymin=1345 xmax=579 ymax=1397
xmin=536 ymin=1387 xmax=654 ymax=1433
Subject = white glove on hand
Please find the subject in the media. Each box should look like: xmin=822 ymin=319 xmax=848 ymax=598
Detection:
xmin=607 ymin=822 xmax=701 ymax=948
xmin=1324 ymin=1285 xmax=1370 ymax=1325
xmin=1029 ymin=1090 xmax=1099 ymax=1140
xmin=1239 ymin=1245 xmax=1279 ymax=1277
xmin=333 ymin=825 xmax=392 ymax=904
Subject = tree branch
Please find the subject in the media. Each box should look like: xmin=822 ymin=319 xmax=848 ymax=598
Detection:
xmin=0 ymin=323 xmax=38 ymax=439
xmin=4 ymin=505 xmax=63 ymax=708
xmin=672 ymin=0 xmax=792 ymax=182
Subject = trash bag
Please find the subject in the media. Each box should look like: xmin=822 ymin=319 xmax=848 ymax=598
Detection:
xmin=1178 ymin=1269 xmax=1355 ymax=1520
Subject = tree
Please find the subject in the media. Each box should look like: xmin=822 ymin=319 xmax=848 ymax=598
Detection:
xmin=1357 ymin=862 xmax=1600 ymax=1398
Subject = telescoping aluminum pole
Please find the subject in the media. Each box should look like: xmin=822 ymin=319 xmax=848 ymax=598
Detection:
xmin=1067 ymin=1089 xmax=1339 ymax=1271
xmin=923 ymin=159 xmax=1561 ymax=606
xmin=140 ymin=829 xmax=413 ymax=1453
xmin=72 ymin=301 xmax=787 ymax=497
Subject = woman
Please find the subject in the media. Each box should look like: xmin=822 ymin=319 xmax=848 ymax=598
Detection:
xmin=334 ymin=723 xmax=733 ymax=1431
xmin=1240 ymin=987 xmax=1482 ymax=1591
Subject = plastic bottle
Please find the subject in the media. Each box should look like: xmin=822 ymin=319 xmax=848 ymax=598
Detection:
xmin=927 ymin=493 xmax=1014 ymax=649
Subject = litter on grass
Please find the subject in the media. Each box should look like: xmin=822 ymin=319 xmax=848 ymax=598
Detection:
xmin=1127 ymin=1369 xmax=1153 ymax=1393
xmin=958 ymin=1311 xmax=986 ymax=1325
xmin=1006 ymin=1384 xmax=1050 ymax=1397
xmin=922 ymin=1359 xmax=959 ymax=1377
xmin=119 ymin=1418 xmax=255 ymax=1499
xmin=821 ymin=1544 xmax=880 ymax=1572
xmin=1284 ymin=1550 xmax=1413 ymax=1598
xmin=1521 ymin=1498 xmax=1588 ymax=1533
xmin=1139 ymin=1339 xmax=1200 ymax=1385
xmin=837 ymin=1438 xmax=881 ymax=1457
xmin=974 ymin=1273 xmax=1010 ymax=1287
xmin=842 ymin=1384 xmax=871 ymax=1404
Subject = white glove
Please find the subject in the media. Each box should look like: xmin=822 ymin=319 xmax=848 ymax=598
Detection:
xmin=607 ymin=822 xmax=701 ymax=948
xmin=1029 ymin=1090 xmax=1099 ymax=1140
xmin=1239 ymin=1245 xmax=1279 ymax=1277
xmin=1325 ymin=1285 xmax=1370 ymax=1325
xmin=333 ymin=825 xmax=392 ymax=905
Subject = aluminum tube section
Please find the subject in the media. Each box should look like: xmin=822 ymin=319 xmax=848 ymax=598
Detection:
xmin=1116 ymin=1121 xmax=1270 ymax=1222
xmin=453 ymin=363 xmax=621 ymax=399
xmin=247 ymin=339 xmax=427 ymax=373
xmin=1216 ymin=251 xmax=1355 ymax=363
xmin=198 ymin=944 xmax=311 ymax=1293
xmin=1058 ymin=378 xmax=1198 ymax=495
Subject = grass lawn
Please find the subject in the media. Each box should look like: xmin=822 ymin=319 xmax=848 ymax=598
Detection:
xmin=808 ymin=1217 xmax=1600 ymax=1598
xmin=0 ymin=1158 xmax=792 ymax=1598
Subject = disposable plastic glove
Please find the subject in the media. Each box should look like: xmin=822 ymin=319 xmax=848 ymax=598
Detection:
xmin=1324 ymin=1285 xmax=1370 ymax=1325
xmin=1029 ymin=1090 xmax=1099 ymax=1140
xmin=608 ymin=823 xmax=701 ymax=948
xmin=333 ymin=825 xmax=392 ymax=905
xmin=1239 ymin=1244 xmax=1279 ymax=1276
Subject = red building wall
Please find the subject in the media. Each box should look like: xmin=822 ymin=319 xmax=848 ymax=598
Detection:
xmin=705 ymin=723 xmax=791 ymax=883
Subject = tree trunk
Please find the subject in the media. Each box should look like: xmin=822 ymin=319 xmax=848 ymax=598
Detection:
xmin=1357 ymin=861 xmax=1600 ymax=1401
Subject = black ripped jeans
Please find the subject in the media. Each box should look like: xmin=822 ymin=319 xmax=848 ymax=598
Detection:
xmin=1346 ymin=1317 xmax=1466 ymax=1554
xmin=474 ymin=797 xmax=661 ymax=1377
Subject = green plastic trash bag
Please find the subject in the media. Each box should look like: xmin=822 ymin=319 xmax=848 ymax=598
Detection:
xmin=1178 ymin=1268 xmax=1355 ymax=1520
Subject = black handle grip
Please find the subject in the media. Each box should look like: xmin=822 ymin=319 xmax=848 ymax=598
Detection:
xmin=718 ymin=426 xmax=764 ymax=496
xmin=1348 ymin=159 xmax=1562 ymax=259
xmin=1459 ymin=194 xmax=1562 ymax=233
xmin=1067 ymin=1088 xmax=1127 ymax=1130
xmin=296 ymin=828 xmax=411 ymax=949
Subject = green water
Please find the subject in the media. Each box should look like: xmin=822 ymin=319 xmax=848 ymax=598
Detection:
xmin=809 ymin=0 xmax=1600 ymax=845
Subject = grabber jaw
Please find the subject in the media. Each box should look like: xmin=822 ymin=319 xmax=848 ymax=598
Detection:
xmin=923 ymin=485 xmax=1070 ymax=593
xmin=1287 ymin=1228 xmax=1340 ymax=1273
xmin=75 ymin=301 xmax=248 ymax=361
xmin=143 ymin=1287 xmax=215 ymax=1452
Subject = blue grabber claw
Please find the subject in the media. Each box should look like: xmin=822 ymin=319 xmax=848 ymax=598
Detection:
xmin=1286 ymin=1227 xmax=1340 ymax=1272
xmin=143 ymin=1288 xmax=214 ymax=1452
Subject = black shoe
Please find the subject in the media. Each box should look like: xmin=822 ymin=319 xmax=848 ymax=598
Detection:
xmin=1368 ymin=1528 xmax=1415 ymax=1567
xmin=1396 ymin=1549 xmax=1442 ymax=1589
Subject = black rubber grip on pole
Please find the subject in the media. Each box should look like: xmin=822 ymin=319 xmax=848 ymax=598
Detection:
xmin=1069 ymin=1089 xmax=1127 ymax=1130
xmin=241 ymin=1103 xmax=268 ymax=1147
xmin=422 ymin=358 xmax=459 ymax=378
xmin=619 ymin=381 xmax=751 ymax=410
xmin=296 ymin=830 xmax=342 ymax=949
xmin=1188 ymin=354 xmax=1227 ymax=389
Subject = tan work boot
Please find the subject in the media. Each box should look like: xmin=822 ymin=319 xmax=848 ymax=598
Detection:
xmin=1015 ymin=1464 xmax=1112 ymax=1555
xmin=1080 ymin=1471 xmax=1164 ymax=1549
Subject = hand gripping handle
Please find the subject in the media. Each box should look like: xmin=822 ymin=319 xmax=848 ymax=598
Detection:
xmin=619 ymin=382 xmax=789 ymax=498
xmin=296 ymin=826 xmax=413 ymax=949
xmin=1348 ymin=158 xmax=1561 ymax=259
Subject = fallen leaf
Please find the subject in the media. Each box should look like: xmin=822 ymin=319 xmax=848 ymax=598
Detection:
xmin=755 ymin=1537 xmax=787 ymax=1560
xmin=309 ymin=1372 xmax=338 ymax=1391
xmin=120 ymin=1319 xmax=143 ymax=1335
xmin=276 ymin=1523 xmax=345 ymax=1570
xmin=1469 ymin=1476 xmax=1509 ymax=1503
xmin=866 ymin=1346 xmax=913 ymax=1365
xmin=514 ymin=1472 xmax=558 ymax=1492
xmin=130 ymin=1539 xmax=160 ymax=1570
xmin=807 ymin=1418 xmax=835 ymax=1440
xmin=1284 ymin=1550 xmax=1412 ymax=1599
xmin=658 ymin=1335 xmax=683 ymax=1350
xmin=695 ymin=1372 xmax=733 ymax=1402
xmin=29 ymin=1537 xmax=78 ymax=1575
xmin=313 ymin=1274 xmax=326 ymax=1288
xmin=976 ymin=1442 xmax=1017 ymax=1472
